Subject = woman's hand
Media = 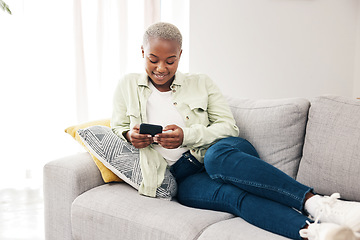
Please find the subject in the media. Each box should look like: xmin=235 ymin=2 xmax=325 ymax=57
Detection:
xmin=126 ymin=124 xmax=154 ymax=149
xmin=154 ymin=124 xmax=184 ymax=149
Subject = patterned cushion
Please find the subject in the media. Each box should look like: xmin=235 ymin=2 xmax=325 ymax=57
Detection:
xmin=296 ymin=96 xmax=360 ymax=201
xmin=65 ymin=119 xmax=122 ymax=183
xmin=77 ymin=125 xmax=177 ymax=199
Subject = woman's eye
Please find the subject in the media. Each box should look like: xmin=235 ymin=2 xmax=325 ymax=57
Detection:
xmin=167 ymin=62 xmax=175 ymax=65
xmin=149 ymin=59 xmax=157 ymax=63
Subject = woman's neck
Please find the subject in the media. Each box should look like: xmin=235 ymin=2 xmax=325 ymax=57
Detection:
xmin=148 ymin=76 xmax=174 ymax=92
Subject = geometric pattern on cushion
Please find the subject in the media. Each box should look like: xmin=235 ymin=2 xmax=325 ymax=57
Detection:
xmin=227 ymin=97 xmax=310 ymax=179
xmin=296 ymin=96 xmax=360 ymax=201
xmin=65 ymin=119 xmax=122 ymax=183
xmin=77 ymin=125 xmax=177 ymax=199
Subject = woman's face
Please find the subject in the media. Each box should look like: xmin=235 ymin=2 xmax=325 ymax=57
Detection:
xmin=142 ymin=37 xmax=182 ymax=92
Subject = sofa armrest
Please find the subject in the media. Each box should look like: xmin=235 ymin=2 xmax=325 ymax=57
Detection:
xmin=43 ymin=152 xmax=104 ymax=240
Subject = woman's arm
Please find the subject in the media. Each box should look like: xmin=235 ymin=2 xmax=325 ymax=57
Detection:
xmin=154 ymin=74 xmax=239 ymax=150
xmin=181 ymin=75 xmax=239 ymax=148
xmin=111 ymin=75 xmax=154 ymax=149
xmin=111 ymin=77 xmax=132 ymax=141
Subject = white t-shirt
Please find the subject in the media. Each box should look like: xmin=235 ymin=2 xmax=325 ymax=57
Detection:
xmin=146 ymin=81 xmax=188 ymax=165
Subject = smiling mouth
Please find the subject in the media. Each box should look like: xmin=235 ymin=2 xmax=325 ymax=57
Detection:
xmin=153 ymin=73 xmax=169 ymax=80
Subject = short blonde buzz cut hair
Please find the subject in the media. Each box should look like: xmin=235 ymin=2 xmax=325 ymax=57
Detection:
xmin=143 ymin=22 xmax=182 ymax=49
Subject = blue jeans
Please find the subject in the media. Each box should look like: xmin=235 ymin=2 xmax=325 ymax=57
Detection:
xmin=171 ymin=137 xmax=312 ymax=240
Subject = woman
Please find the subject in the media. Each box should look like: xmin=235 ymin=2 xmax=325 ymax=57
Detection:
xmin=111 ymin=22 xmax=360 ymax=240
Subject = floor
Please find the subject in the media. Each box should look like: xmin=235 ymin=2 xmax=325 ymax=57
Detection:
xmin=0 ymin=187 xmax=45 ymax=240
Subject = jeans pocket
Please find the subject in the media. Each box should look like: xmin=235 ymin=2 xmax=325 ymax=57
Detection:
xmin=170 ymin=151 xmax=204 ymax=183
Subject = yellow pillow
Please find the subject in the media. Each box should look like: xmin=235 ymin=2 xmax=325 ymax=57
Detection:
xmin=65 ymin=119 xmax=123 ymax=183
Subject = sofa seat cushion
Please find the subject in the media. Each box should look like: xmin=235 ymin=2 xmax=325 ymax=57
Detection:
xmin=198 ymin=218 xmax=290 ymax=240
xmin=71 ymin=183 xmax=234 ymax=240
xmin=227 ymin=97 xmax=310 ymax=178
xmin=297 ymin=96 xmax=360 ymax=201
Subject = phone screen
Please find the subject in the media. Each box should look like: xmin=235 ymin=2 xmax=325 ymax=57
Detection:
xmin=139 ymin=123 xmax=163 ymax=136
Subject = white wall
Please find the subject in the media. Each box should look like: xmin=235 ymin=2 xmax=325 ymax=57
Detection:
xmin=354 ymin=2 xmax=360 ymax=98
xmin=161 ymin=0 xmax=190 ymax=72
xmin=189 ymin=0 xmax=360 ymax=99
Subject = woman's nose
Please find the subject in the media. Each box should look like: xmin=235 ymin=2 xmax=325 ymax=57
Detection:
xmin=156 ymin=62 xmax=166 ymax=72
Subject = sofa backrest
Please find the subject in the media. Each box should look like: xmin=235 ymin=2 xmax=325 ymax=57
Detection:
xmin=297 ymin=95 xmax=360 ymax=201
xmin=226 ymin=97 xmax=310 ymax=179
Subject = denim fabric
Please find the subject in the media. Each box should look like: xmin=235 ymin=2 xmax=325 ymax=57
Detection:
xmin=170 ymin=151 xmax=204 ymax=184
xmin=174 ymin=137 xmax=312 ymax=240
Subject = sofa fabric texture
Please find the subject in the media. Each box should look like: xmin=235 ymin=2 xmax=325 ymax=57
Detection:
xmin=44 ymin=96 xmax=360 ymax=240
xmin=226 ymin=97 xmax=309 ymax=179
xmin=72 ymin=183 xmax=233 ymax=240
xmin=197 ymin=218 xmax=289 ymax=240
xmin=297 ymin=95 xmax=360 ymax=201
xmin=43 ymin=153 xmax=104 ymax=240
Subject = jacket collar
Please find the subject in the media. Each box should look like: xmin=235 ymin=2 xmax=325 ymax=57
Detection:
xmin=138 ymin=73 xmax=149 ymax=87
xmin=173 ymin=71 xmax=184 ymax=86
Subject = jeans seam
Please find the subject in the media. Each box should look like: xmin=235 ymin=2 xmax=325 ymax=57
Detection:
xmin=212 ymin=174 xmax=302 ymax=202
xmin=225 ymin=138 xmax=247 ymax=148
xmin=213 ymin=138 xmax=259 ymax=158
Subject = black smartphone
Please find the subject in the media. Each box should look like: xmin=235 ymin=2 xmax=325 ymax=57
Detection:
xmin=139 ymin=123 xmax=163 ymax=136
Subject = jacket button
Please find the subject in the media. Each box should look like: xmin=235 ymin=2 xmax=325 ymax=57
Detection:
xmin=173 ymin=102 xmax=177 ymax=106
xmin=186 ymin=116 xmax=189 ymax=120
xmin=172 ymin=89 xmax=176 ymax=93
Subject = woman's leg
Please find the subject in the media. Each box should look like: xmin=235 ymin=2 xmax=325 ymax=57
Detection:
xmin=204 ymin=137 xmax=312 ymax=212
xmin=177 ymin=172 xmax=309 ymax=240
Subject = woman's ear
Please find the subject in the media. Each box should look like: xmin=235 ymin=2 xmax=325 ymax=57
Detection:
xmin=141 ymin=45 xmax=144 ymax=58
xmin=179 ymin=49 xmax=183 ymax=58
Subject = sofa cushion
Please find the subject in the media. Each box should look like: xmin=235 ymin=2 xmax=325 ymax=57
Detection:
xmin=65 ymin=119 xmax=122 ymax=183
xmin=71 ymin=183 xmax=234 ymax=240
xmin=198 ymin=218 xmax=290 ymax=240
xmin=227 ymin=97 xmax=310 ymax=178
xmin=297 ymin=96 xmax=360 ymax=201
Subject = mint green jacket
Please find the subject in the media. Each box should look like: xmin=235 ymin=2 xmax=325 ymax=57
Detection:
xmin=111 ymin=72 xmax=239 ymax=197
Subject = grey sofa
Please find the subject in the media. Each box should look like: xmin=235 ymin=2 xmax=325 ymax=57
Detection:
xmin=44 ymin=95 xmax=360 ymax=240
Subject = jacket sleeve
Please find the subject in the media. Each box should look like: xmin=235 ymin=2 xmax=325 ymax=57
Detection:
xmin=111 ymin=76 xmax=131 ymax=141
xmin=181 ymin=75 xmax=239 ymax=148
